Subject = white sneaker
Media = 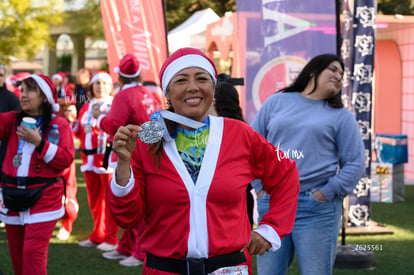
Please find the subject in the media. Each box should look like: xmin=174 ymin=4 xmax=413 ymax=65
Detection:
xmin=96 ymin=242 xmax=117 ymax=251
xmin=102 ymin=250 xmax=127 ymax=260
xmin=78 ymin=239 xmax=98 ymax=248
xmin=119 ymin=256 xmax=144 ymax=267
xmin=56 ymin=227 xmax=70 ymax=241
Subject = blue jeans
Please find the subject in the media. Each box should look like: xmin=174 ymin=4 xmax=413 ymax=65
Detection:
xmin=256 ymin=189 xmax=342 ymax=275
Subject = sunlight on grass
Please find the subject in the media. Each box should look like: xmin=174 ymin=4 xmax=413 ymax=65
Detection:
xmin=381 ymin=225 xmax=414 ymax=239
xmin=0 ymin=154 xmax=413 ymax=275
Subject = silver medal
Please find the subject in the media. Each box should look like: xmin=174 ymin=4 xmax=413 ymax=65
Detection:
xmin=138 ymin=121 xmax=164 ymax=144
xmin=84 ymin=125 xmax=92 ymax=133
xmin=13 ymin=154 xmax=22 ymax=167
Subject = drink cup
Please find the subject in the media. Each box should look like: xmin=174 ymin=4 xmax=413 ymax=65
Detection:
xmin=21 ymin=117 xmax=37 ymax=130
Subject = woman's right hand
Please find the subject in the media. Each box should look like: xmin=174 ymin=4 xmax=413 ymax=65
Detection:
xmin=112 ymin=124 xmax=142 ymax=162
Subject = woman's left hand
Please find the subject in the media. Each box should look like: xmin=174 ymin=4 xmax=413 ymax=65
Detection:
xmin=17 ymin=126 xmax=42 ymax=147
xmin=242 ymin=231 xmax=272 ymax=256
xmin=312 ymin=190 xmax=327 ymax=202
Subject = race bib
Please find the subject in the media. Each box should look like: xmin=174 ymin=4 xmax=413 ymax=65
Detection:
xmin=209 ymin=265 xmax=249 ymax=275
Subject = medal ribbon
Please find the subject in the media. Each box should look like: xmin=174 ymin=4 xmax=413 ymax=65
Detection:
xmin=150 ymin=110 xmax=206 ymax=142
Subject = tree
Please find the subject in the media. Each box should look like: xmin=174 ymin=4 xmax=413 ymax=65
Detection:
xmin=63 ymin=0 xmax=104 ymax=39
xmin=378 ymin=0 xmax=414 ymax=15
xmin=0 ymin=0 xmax=62 ymax=64
xmin=0 ymin=0 xmax=235 ymax=65
xmin=165 ymin=0 xmax=236 ymax=30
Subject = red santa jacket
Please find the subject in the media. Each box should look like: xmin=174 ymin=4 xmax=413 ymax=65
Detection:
xmin=98 ymin=83 xmax=158 ymax=136
xmin=97 ymin=83 xmax=158 ymax=168
xmin=72 ymin=97 xmax=113 ymax=174
xmin=0 ymin=111 xmax=75 ymax=224
xmin=109 ymin=116 xmax=299 ymax=273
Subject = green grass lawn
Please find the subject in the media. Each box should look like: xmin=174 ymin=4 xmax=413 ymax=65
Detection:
xmin=1 ymin=156 xmax=413 ymax=274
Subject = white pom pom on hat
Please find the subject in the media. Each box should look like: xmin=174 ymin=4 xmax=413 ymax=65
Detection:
xmin=114 ymin=54 xmax=141 ymax=78
xmin=159 ymin=47 xmax=217 ymax=94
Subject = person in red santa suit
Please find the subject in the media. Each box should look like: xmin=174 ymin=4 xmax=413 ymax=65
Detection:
xmin=92 ymin=54 xmax=158 ymax=267
xmin=52 ymin=73 xmax=65 ymax=96
xmin=54 ymin=75 xmax=79 ymax=241
xmin=62 ymin=73 xmax=76 ymax=97
xmin=52 ymin=72 xmax=75 ymax=106
xmin=12 ymin=72 xmax=31 ymax=98
xmin=143 ymin=80 xmax=166 ymax=110
xmin=72 ymin=71 xmax=119 ymax=251
xmin=109 ymin=47 xmax=300 ymax=275
xmin=0 ymin=74 xmax=75 ymax=275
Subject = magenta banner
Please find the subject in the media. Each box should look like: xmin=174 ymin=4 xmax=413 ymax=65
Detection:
xmin=236 ymin=0 xmax=337 ymax=123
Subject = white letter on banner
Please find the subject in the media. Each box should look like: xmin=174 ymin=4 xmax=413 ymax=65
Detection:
xmin=262 ymin=4 xmax=311 ymax=47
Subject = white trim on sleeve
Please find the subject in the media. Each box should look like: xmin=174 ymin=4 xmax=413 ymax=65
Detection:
xmin=43 ymin=143 xmax=58 ymax=164
xmin=254 ymin=224 xmax=281 ymax=252
xmin=110 ymin=166 xmax=135 ymax=197
xmin=97 ymin=113 xmax=106 ymax=129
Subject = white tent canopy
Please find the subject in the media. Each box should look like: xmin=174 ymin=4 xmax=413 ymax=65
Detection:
xmin=167 ymin=8 xmax=220 ymax=53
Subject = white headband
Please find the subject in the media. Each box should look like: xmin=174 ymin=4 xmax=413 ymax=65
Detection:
xmin=90 ymin=72 xmax=113 ymax=85
xmin=161 ymin=54 xmax=217 ymax=93
xmin=30 ymin=74 xmax=59 ymax=112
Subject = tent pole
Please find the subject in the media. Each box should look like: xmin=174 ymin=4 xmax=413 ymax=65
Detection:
xmin=336 ymin=0 xmax=342 ymax=56
xmin=162 ymin=0 xmax=170 ymax=56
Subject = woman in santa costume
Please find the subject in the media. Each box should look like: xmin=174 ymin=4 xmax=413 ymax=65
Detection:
xmin=109 ymin=47 xmax=300 ymax=275
xmin=0 ymin=74 xmax=75 ymax=275
xmin=72 ymin=71 xmax=119 ymax=251
xmin=54 ymin=75 xmax=79 ymax=241
xmin=92 ymin=54 xmax=158 ymax=267
xmin=51 ymin=72 xmax=65 ymax=98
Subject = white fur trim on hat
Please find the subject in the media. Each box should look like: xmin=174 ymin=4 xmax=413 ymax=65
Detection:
xmin=90 ymin=72 xmax=113 ymax=85
xmin=114 ymin=66 xmax=141 ymax=78
xmin=52 ymin=73 xmax=63 ymax=82
xmin=119 ymin=67 xmax=141 ymax=78
xmin=161 ymin=54 xmax=217 ymax=93
xmin=30 ymin=74 xmax=60 ymax=112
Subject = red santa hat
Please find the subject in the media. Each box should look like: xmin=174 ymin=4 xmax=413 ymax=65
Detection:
xmin=16 ymin=72 xmax=31 ymax=81
xmin=114 ymin=54 xmax=141 ymax=78
xmin=159 ymin=47 xmax=217 ymax=94
xmin=52 ymin=72 xmax=65 ymax=82
xmin=30 ymin=74 xmax=59 ymax=112
xmin=8 ymin=75 xmax=17 ymax=85
xmin=90 ymin=71 xmax=113 ymax=85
